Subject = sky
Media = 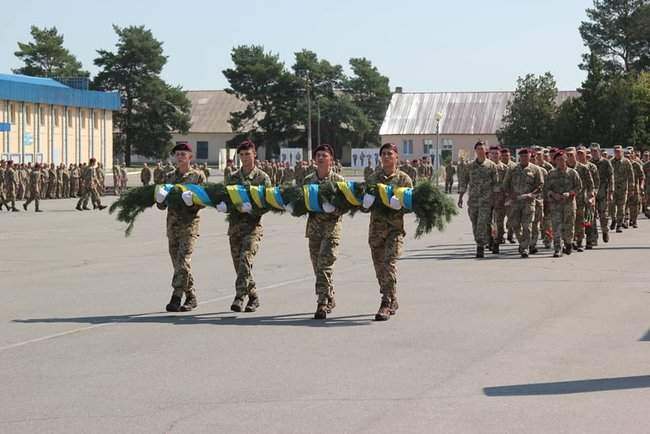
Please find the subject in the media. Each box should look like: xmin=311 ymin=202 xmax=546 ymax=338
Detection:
xmin=1 ymin=0 xmax=594 ymax=92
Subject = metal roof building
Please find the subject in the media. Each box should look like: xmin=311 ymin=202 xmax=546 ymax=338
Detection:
xmin=379 ymin=90 xmax=579 ymax=164
xmin=0 ymin=73 xmax=120 ymax=167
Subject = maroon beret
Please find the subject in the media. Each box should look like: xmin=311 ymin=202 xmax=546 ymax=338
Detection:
xmin=172 ymin=142 xmax=192 ymax=153
xmin=380 ymin=143 xmax=399 ymax=154
xmin=313 ymin=143 xmax=335 ymax=158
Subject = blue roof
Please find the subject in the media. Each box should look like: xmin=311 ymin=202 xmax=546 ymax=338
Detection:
xmin=0 ymin=73 xmax=120 ymax=111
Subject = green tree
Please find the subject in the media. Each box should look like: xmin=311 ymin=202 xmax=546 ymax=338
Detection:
xmin=93 ymin=25 xmax=191 ymax=164
xmin=579 ymin=0 xmax=650 ymax=74
xmin=497 ymin=73 xmax=558 ymax=147
xmin=223 ymin=45 xmax=301 ymax=157
xmin=343 ymin=57 xmax=391 ymax=147
xmin=628 ymin=72 xmax=650 ymax=149
xmin=13 ymin=25 xmax=89 ymax=78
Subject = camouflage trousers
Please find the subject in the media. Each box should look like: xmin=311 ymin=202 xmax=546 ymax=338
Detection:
xmin=229 ymin=224 xmax=262 ymax=298
xmin=542 ymin=200 xmax=552 ymax=246
xmin=17 ymin=183 xmax=25 ymax=200
xmin=168 ymin=232 xmax=198 ymax=298
xmin=78 ymin=186 xmax=101 ymax=208
xmin=23 ymin=188 xmax=40 ymax=210
xmin=589 ymin=193 xmax=610 ymax=244
xmin=627 ymin=190 xmax=640 ymax=224
xmin=62 ymin=179 xmax=70 ymax=198
xmin=531 ymin=200 xmax=544 ymax=247
xmin=445 ymin=178 xmax=454 ymax=194
xmin=369 ymin=229 xmax=403 ymax=300
xmin=550 ymin=201 xmax=576 ymax=251
xmin=612 ymin=189 xmax=627 ymax=226
xmin=468 ymin=203 xmax=492 ymax=246
xmin=574 ymin=198 xmax=587 ymax=244
xmin=71 ymin=179 xmax=79 ymax=197
xmin=645 ymin=185 xmax=650 ymax=215
xmin=492 ymin=193 xmax=507 ymax=242
xmin=509 ymin=199 xmax=535 ymax=252
xmin=309 ymin=235 xmax=340 ymax=304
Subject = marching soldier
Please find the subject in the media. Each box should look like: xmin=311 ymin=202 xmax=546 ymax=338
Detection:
xmin=140 ymin=163 xmax=153 ymax=186
xmin=22 ymin=163 xmax=43 ymax=212
xmin=610 ymin=145 xmax=635 ymax=232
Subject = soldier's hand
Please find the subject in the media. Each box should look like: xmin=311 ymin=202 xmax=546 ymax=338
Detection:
xmin=240 ymin=202 xmax=253 ymax=214
xmin=389 ymin=196 xmax=402 ymax=210
xmin=284 ymin=203 xmax=294 ymax=214
xmin=155 ymin=187 xmax=168 ymax=204
xmin=457 ymin=198 xmax=463 ymax=208
xmin=181 ymin=190 xmax=194 ymax=207
xmin=322 ymin=201 xmax=336 ymax=213
xmin=362 ymin=193 xmax=376 ymax=209
xmin=216 ymin=201 xmax=228 ymax=213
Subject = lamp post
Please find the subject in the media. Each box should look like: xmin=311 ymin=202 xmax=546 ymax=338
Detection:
xmin=434 ymin=111 xmax=443 ymax=186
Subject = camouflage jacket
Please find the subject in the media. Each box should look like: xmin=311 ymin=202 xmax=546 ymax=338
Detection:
xmin=632 ymin=159 xmax=644 ymax=190
xmin=162 ymin=168 xmax=206 ymax=237
xmin=5 ymin=168 xmax=17 ymax=191
xmin=586 ymin=161 xmax=599 ymax=196
xmin=568 ymin=162 xmax=594 ymax=203
xmin=29 ymin=170 xmax=42 ymax=193
xmin=458 ymin=158 xmax=498 ymax=207
xmin=611 ymin=157 xmax=635 ymax=191
xmin=303 ymin=170 xmax=345 ymax=239
xmin=366 ymin=169 xmax=414 ymax=237
xmin=227 ymin=166 xmax=272 ymax=234
xmin=502 ymin=163 xmax=544 ymax=200
xmin=592 ymin=157 xmax=614 ymax=196
xmin=644 ymin=161 xmax=650 ymax=187
xmin=544 ymin=168 xmax=582 ymax=205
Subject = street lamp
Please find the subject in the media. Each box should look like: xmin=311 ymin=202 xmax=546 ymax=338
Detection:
xmin=434 ymin=111 xmax=443 ymax=186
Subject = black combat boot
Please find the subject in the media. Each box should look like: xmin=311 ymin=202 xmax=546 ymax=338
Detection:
xmin=230 ymin=296 xmax=244 ymax=312
xmin=76 ymin=204 xmax=83 ymax=211
xmin=165 ymin=295 xmax=182 ymax=312
xmin=375 ymin=298 xmax=392 ymax=321
xmin=492 ymin=243 xmax=500 ymax=254
xmin=529 ymin=246 xmax=539 ymax=255
xmin=609 ymin=222 xmax=616 ymax=230
xmin=602 ymin=231 xmax=609 ymax=243
xmin=22 ymin=203 xmax=27 ymax=211
xmin=616 ymin=225 xmax=622 ymax=233
xmin=314 ymin=303 xmax=328 ymax=320
xmin=97 ymin=204 xmax=107 ymax=211
xmin=476 ymin=245 xmax=485 ymax=258
xmin=179 ymin=292 xmax=197 ymax=312
xmin=244 ymin=294 xmax=260 ymax=312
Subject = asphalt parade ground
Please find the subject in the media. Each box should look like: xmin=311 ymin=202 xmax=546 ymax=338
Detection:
xmin=1 ymin=189 xmax=649 ymax=433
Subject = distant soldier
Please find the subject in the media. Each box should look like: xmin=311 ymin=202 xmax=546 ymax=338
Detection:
xmin=0 ymin=161 xmax=8 ymax=211
xmin=76 ymin=158 xmax=106 ymax=211
xmin=112 ymin=164 xmax=121 ymax=195
xmin=153 ymin=161 xmax=165 ymax=184
xmin=610 ymin=145 xmax=635 ymax=232
xmin=120 ymin=165 xmax=128 ymax=191
xmin=140 ymin=163 xmax=153 ymax=186
xmin=566 ymin=147 xmax=594 ymax=252
xmin=70 ymin=164 xmax=81 ymax=197
xmin=444 ymin=161 xmax=456 ymax=194
xmin=202 ymin=164 xmax=211 ymax=180
xmin=47 ymin=163 xmax=57 ymax=199
xmin=281 ymin=161 xmax=295 ymax=184
xmin=61 ymin=163 xmax=70 ymax=198
xmin=489 ymin=146 xmax=508 ymax=253
xmin=23 ymin=163 xmax=43 ymax=212
xmin=223 ymin=159 xmax=234 ymax=184
xmin=458 ymin=142 xmax=498 ymax=258
xmin=503 ymin=148 xmax=544 ymax=257
xmin=627 ymin=150 xmax=644 ymax=228
xmin=4 ymin=161 xmax=20 ymax=211
xmin=97 ymin=163 xmax=106 ymax=195
xmin=579 ymin=147 xmax=600 ymax=249
xmin=643 ymin=151 xmax=650 ymax=218
xmin=364 ymin=160 xmax=374 ymax=181
xmin=544 ymin=151 xmax=582 ymax=257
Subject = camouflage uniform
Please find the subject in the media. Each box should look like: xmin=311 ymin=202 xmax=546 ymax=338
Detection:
xmin=303 ymin=170 xmax=345 ymax=306
xmin=70 ymin=166 xmax=80 ymax=197
xmin=47 ymin=165 xmax=56 ymax=199
xmin=590 ymin=155 xmax=613 ymax=241
xmin=458 ymin=158 xmax=498 ymax=248
xmin=503 ymin=162 xmax=544 ymax=254
xmin=491 ymin=160 xmax=509 ymax=246
xmin=611 ymin=157 xmax=635 ymax=228
xmin=531 ymin=165 xmax=548 ymax=249
xmin=227 ymin=167 xmax=271 ymax=302
xmin=159 ymin=168 xmax=206 ymax=300
xmin=544 ymin=167 xmax=582 ymax=253
xmin=366 ymin=169 xmax=413 ymax=306
xmin=76 ymin=164 xmax=102 ymax=209
xmin=644 ymin=160 xmax=650 ymax=217
xmin=23 ymin=169 xmax=42 ymax=211
xmin=153 ymin=165 xmax=165 ymax=185
xmin=628 ymin=159 xmax=644 ymax=226
xmin=364 ymin=165 xmax=375 ymax=181
xmin=61 ymin=166 xmax=70 ymax=198
xmin=4 ymin=166 xmax=19 ymax=210
xmin=444 ymin=163 xmax=456 ymax=194
xmin=140 ymin=166 xmax=152 ymax=186
xmin=568 ymin=161 xmax=594 ymax=248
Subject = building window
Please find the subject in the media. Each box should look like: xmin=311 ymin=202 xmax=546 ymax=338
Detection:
xmin=25 ymin=105 xmax=31 ymax=125
xmin=197 ymin=141 xmax=209 ymax=160
xmin=402 ymin=139 xmax=413 ymax=155
xmin=423 ymin=139 xmax=434 ymax=155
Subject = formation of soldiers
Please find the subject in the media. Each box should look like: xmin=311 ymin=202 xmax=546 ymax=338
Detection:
xmin=458 ymin=141 xmax=649 ymax=258
xmin=0 ymin=160 xmax=108 ymax=212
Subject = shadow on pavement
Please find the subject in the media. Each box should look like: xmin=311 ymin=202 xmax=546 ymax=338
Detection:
xmin=13 ymin=311 xmax=375 ymax=328
xmin=639 ymin=329 xmax=650 ymax=341
xmin=483 ymin=375 xmax=650 ymax=396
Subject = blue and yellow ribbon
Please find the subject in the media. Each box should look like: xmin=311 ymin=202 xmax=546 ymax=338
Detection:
xmin=337 ymin=181 xmax=361 ymax=206
xmin=377 ymin=183 xmax=393 ymax=207
xmin=226 ymin=185 xmax=251 ymax=209
xmin=393 ymin=187 xmax=413 ymax=210
xmin=249 ymin=185 xmax=267 ymax=209
xmin=265 ymin=186 xmax=285 ymax=210
xmin=303 ymin=184 xmax=323 ymax=212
